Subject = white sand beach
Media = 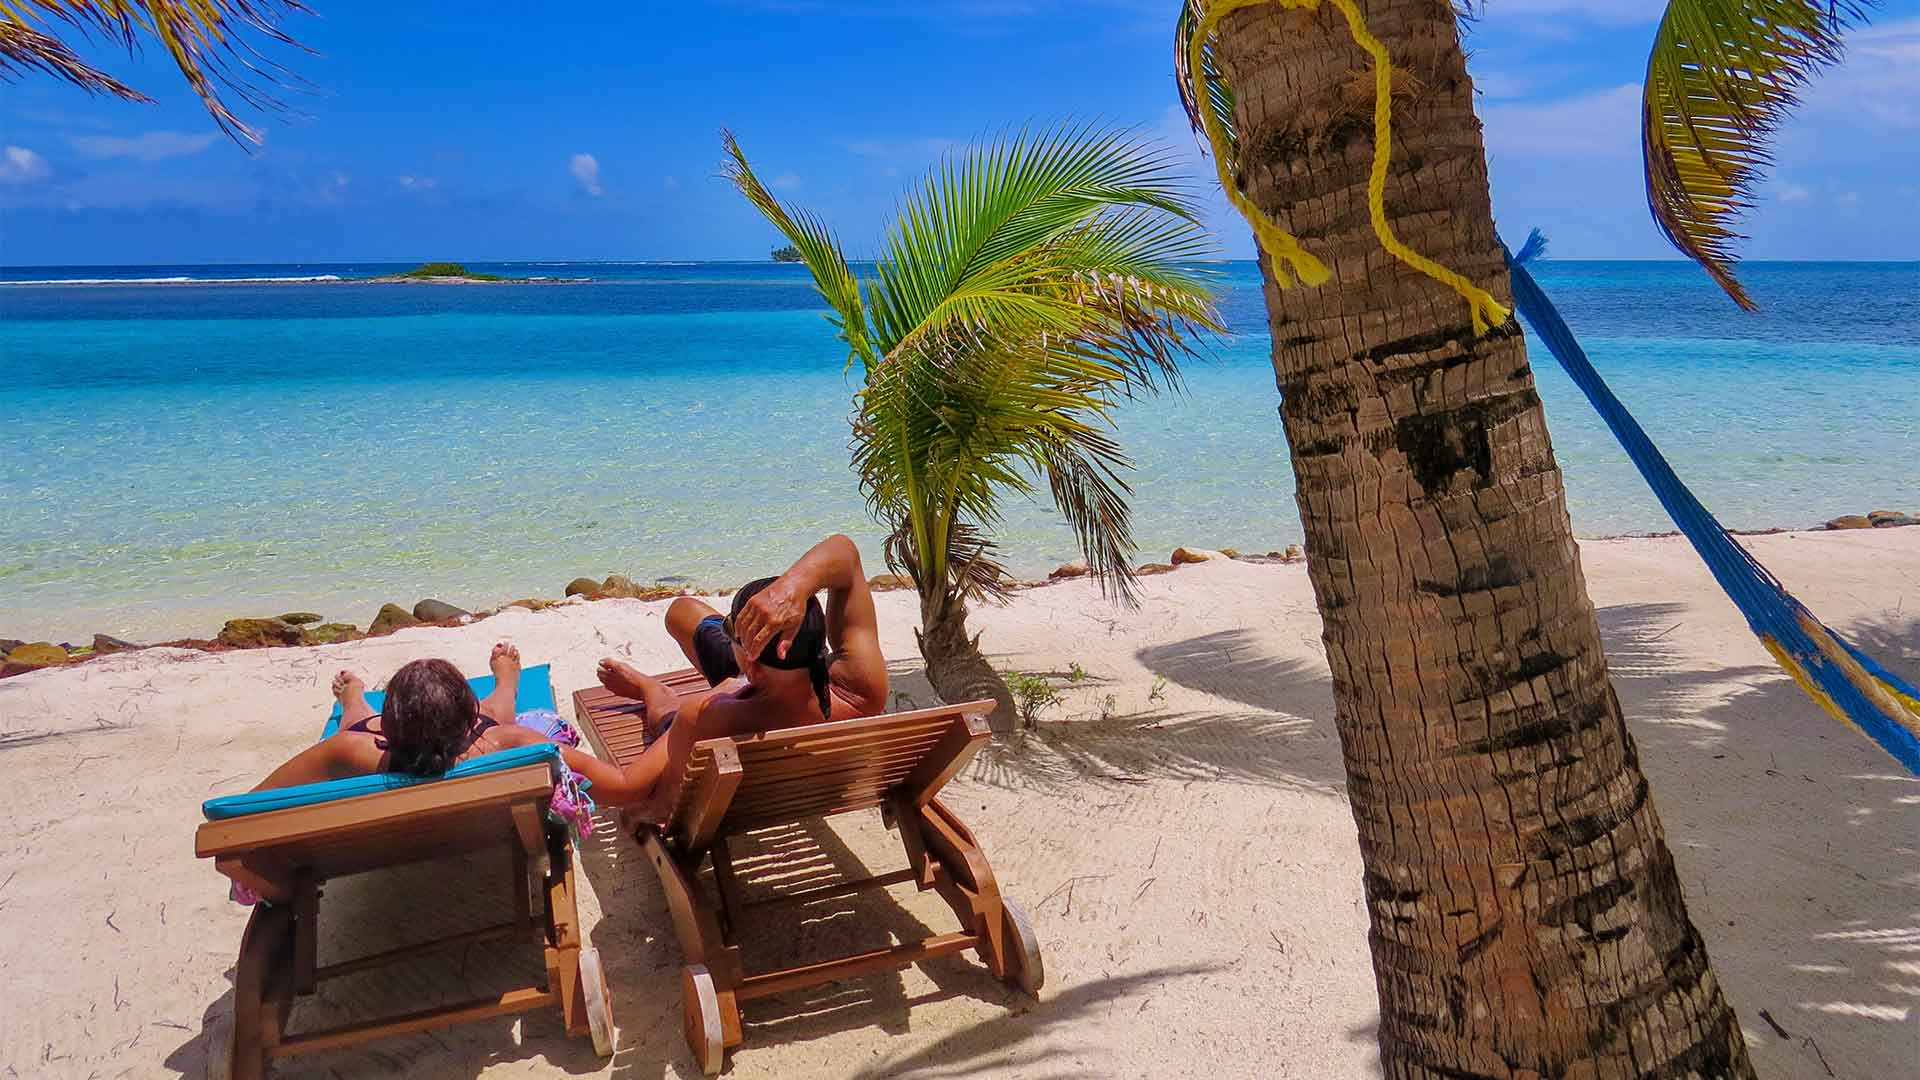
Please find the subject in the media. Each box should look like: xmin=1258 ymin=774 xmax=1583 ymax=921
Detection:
xmin=1 ymin=528 xmax=1915 ymax=1079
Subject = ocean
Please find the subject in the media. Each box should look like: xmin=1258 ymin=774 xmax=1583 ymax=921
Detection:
xmin=2 ymin=260 xmax=1915 ymax=643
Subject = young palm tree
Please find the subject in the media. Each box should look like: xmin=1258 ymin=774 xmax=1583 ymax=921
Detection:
xmin=0 ymin=0 xmax=310 ymax=141
xmin=726 ymin=126 xmax=1222 ymax=729
xmin=1176 ymin=1 xmax=1863 ymax=1076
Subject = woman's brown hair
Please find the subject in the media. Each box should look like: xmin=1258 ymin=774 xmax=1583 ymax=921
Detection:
xmin=380 ymin=658 xmax=479 ymax=775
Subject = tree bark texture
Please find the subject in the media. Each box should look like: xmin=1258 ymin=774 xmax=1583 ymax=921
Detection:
xmin=1212 ymin=2 xmax=1755 ymax=1076
xmin=918 ymin=592 xmax=1017 ymax=732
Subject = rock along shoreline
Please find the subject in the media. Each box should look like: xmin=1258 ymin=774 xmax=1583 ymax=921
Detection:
xmin=0 ymin=548 xmax=1304 ymax=678
xmin=4 ymin=513 xmax=1913 ymax=678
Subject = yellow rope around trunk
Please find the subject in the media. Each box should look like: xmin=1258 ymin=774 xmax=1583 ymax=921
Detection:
xmin=1190 ymin=0 xmax=1512 ymax=334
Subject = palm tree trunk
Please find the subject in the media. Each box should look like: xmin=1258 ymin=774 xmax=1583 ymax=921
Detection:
xmin=917 ymin=590 xmax=1017 ymax=731
xmin=1212 ymin=2 xmax=1754 ymax=1076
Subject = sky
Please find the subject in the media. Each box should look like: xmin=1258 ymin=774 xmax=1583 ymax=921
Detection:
xmin=2 ymin=0 xmax=1917 ymax=265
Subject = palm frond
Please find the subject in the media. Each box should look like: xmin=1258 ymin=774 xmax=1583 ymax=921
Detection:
xmin=0 ymin=0 xmax=313 ymax=143
xmin=865 ymin=123 xmax=1206 ymax=354
xmin=1643 ymin=0 xmax=1868 ymax=309
xmin=0 ymin=16 xmax=146 ymax=100
xmin=884 ymin=519 xmax=1012 ymax=605
xmin=1173 ymin=0 xmax=1236 ymax=163
xmin=1039 ymin=425 xmax=1141 ymax=603
xmin=721 ymin=131 xmax=877 ymax=372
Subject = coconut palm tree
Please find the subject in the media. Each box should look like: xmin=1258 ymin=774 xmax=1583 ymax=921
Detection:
xmin=1175 ymin=1 xmax=1863 ymax=1076
xmin=725 ymin=126 xmax=1222 ymax=729
xmin=0 ymin=0 xmax=309 ymax=141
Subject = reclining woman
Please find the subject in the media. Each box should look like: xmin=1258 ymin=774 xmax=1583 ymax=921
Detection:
xmin=252 ymin=535 xmax=888 ymax=814
xmin=253 ymin=640 xmax=554 ymax=790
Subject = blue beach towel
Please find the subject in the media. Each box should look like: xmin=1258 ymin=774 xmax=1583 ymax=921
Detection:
xmin=204 ymin=664 xmax=561 ymax=821
xmin=319 ymin=663 xmax=557 ymax=738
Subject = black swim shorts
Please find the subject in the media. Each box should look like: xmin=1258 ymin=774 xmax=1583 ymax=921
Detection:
xmin=693 ymin=615 xmax=741 ymax=686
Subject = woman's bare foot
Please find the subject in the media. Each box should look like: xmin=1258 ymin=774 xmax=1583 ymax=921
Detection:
xmin=490 ymin=640 xmax=522 ymax=680
xmin=479 ymin=642 xmax=522 ymax=724
xmin=597 ymin=656 xmax=650 ymax=699
xmin=332 ymin=669 xmax=376 ymax=726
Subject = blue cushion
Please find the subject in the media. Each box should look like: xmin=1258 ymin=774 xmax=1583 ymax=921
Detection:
xmin=202 ymin=742 xmax=561 ymax=820
xmin=319 ymin=663 xmax=554 ymax=739
xmin=203 ymin=664 xmax=560 ymax=821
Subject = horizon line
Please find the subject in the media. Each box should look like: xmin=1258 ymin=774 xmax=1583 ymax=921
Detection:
xmin=5 ymin=257 xmax=1917 ymax=269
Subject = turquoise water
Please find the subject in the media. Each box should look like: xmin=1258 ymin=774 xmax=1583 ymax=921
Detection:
xmin=2 ymin=260 xmax=1915 ymax=642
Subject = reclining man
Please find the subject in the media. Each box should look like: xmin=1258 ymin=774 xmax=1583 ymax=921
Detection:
xmin=574 ymin=533 xmax=890 ymax=811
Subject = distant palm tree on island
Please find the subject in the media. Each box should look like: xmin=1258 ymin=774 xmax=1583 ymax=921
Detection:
xmin=727 ymin=124 xmax=1221 ymax=729
xmin=770 ymin=245 xmax=803 ymax=263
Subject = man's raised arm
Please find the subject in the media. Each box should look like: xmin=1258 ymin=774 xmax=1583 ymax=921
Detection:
xmin=732 ymin=534 xmax=888 ymax=714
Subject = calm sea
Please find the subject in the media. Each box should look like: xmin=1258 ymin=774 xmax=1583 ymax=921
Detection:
xmin=2 ymin=260 xmax=1915 ymax=642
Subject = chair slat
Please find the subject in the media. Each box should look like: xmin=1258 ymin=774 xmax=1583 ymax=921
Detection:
xmin=571 ymin=683 xmax=994 ymax=838
xmin=196 ymin=767 xmax=554 ymax=860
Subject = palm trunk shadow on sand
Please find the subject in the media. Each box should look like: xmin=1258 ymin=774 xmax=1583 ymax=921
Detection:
xmin=1588 ymin=604 xmax=1920 ymax=1080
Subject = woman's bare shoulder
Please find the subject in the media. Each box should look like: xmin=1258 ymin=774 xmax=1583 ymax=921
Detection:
xmin=316 ymin=730 xmax=385 ymax=776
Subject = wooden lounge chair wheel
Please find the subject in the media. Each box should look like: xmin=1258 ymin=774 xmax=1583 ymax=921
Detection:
xmin=1004 ymin=898 xmax=1045 ymax=995
xmin=681 ymin=963 xmax=725 ymax=1076
xmin=579 ymin=947 xmax=616 ymax=1057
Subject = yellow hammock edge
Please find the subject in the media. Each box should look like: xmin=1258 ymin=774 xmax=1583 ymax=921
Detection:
xmin=1763 ymin=615 xmax=1920 ymax=747
xmin=1189 ymin=0 xmax=1512 ymax=335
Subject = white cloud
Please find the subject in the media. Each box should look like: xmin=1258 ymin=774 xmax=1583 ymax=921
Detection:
xmin=1481 ymin=84 xmax=1641 ymax=158
xmin=664 ymin=175 xmax=680 ymax=190
xmin=398 ymin=175 xmax=438 ymax=190
xmin=1810 ymin=18 xmax=1920 ymax=130
xmin=1836 ymin=191 xmax=1862 ymax=207
xmin=1471 ymin=69 xmax=1536 ymax=101
xmin=569 ymin=152 xmax=603 ymax=196
xmin=1480 ymin=0 xmax=1665 ymax=27
xmin=771 ymin=172 xmax=802 ymax=191
xmin=68 ymin=130 xmax=219 ymax=162
xmin=316 ymin=171 xmax=351 ymax=205
xmin=1776 ymin=181 xmax=1811 ymax=204
xmin=0 ymin=145 xmax=51 ymax=184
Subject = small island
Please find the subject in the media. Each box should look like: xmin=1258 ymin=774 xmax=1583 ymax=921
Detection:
xmin=366 ymin=261 xmax=585 ymax=285
xmin=771 ymin=245 xmax=802 ymax=263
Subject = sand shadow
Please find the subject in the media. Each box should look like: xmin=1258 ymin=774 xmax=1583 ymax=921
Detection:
xmin=723 ymin=818 xmax=1016 ymax=1047
xmin=1595 ymin=602 xmax=1920 ymax=1077
xmin=841 ymin=962 xmax=1223 ymax=1080
xmin=570 ymin=807 xmax=1028 ymax=1076
xmin=163 ymin=848 xmax=613 ymax=1079
xmin=1135 ymin=628 xmax=1330 ymax=715
xmin=946 ymin=628 xmax=1344 ymax=797
xmin=0 ymin=719 xmax=133 ymax=751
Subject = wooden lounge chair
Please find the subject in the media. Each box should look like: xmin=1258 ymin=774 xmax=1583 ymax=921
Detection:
xmin=573 ymin=670 xmax=1043 ymax=1075
xmin=195 ymin=665 xmax=613 ymax=1079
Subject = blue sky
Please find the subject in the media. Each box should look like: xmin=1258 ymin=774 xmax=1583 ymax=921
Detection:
xmin=2 ymin=0 xmax=1916 ymax=265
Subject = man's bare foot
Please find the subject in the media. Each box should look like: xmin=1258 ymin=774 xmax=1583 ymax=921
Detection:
xmin=332 ymin=669 xmax=376 ymax=725
xmin=597 ymin=656 xmax=650 ymax=700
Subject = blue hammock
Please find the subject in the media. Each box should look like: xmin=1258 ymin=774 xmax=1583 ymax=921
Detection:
xmin=1503 ymin=231 xmax=1920 ymax=776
